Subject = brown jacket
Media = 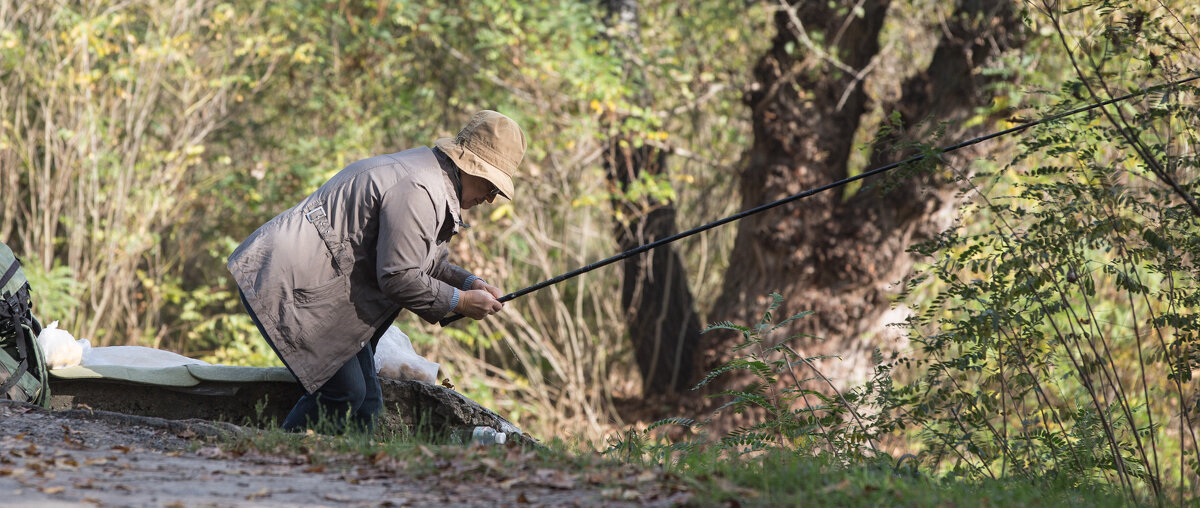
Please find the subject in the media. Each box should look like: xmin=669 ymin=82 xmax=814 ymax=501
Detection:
xmin=227 ymin=147 xmax=471 ymax=393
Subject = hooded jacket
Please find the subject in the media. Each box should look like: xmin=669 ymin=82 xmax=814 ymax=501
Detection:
xmin=227 ymin=147 xmax=471 ymax=393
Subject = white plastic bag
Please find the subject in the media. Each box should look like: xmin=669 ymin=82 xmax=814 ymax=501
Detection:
xmin=35 ymin=320 xmax=85 ymax=370
xmin=83 ymin=345 xmax=208 ymax=369
xmin=374 ymin=325 xmax=439 ymax=384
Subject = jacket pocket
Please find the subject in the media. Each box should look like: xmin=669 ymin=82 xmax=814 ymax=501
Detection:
xmin=293 ymin=276 xmax=348 ymax=307
xmin=284 ymin=275 xmax=358 ymax=354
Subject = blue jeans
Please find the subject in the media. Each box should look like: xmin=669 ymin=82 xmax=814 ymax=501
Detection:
xmin=239 ymin=290 xmax=383 ymax=434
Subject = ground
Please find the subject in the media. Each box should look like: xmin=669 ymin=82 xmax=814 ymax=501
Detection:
xmin=0 ymin=401 xmax=692 ymax=507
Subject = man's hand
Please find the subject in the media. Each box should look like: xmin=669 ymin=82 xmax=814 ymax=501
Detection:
xmin=455 ymin=289 xmax=503 ymax=320
xmin=472 ymin=278 xmax=504 ymax=299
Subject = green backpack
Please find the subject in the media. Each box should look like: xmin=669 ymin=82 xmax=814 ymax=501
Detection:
xmin=0 ymin=241 xmax=49 ymax=407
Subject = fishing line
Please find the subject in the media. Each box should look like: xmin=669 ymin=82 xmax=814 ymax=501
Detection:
xmin=441 ymin=75 xmax=1200 ymax=326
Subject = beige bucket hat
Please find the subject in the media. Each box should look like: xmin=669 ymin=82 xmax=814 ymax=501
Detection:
xmin=434 ymin=110 xmax=526 ymax=201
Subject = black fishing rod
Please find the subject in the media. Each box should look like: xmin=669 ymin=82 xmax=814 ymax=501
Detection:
xmin=440 ymin=75 xmax=1200 ymax=326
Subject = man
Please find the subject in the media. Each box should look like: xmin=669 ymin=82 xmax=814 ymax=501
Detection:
xmin=228 ymin=110 xmax=525 ymax=433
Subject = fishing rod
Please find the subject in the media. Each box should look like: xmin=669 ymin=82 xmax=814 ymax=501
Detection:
xmin=440 ymin=75 xmax=1200 ymax=326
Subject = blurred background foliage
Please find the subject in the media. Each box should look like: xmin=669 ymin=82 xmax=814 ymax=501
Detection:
xmin=1 ymin=1 xmax=1198 ymax=498
xmin=0 ymin=0 xmax=766 ymax=440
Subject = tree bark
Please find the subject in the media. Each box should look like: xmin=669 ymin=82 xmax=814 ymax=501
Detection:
xmin=601 ymin=0 xmax=703 ymax=395
xmin=605 ymin=141 xmax=702 ymax=395
xmin=706 ymin=0 xmax=1025 ymax=383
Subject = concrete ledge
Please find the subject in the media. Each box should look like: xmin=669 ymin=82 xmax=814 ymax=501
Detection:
xmin=47 ymin=367 xmax=536 ymax=445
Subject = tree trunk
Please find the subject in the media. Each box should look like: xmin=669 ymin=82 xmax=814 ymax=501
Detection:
xmin=706 ymin=0 xmax=1025 ymax=384
xmin=601 ymin=0 xmax=703 ymax=396
xmin=605 ymin=140 xmax=702 ymax=395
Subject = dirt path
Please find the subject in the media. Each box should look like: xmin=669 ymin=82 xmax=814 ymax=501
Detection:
xmin=0 ymin=402 xmax=690 ymax=507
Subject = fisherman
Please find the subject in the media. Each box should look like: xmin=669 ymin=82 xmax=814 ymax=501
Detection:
xmin=227 ymin=110 xmax=524 ymax=433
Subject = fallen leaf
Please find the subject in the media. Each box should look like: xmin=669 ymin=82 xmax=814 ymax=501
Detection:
xmin=83 ymin=458 xmax=107 ymax=466
xmin=195 ymin=447 xmax=224 ymax=458
xmin=246 ymin=488 xmax=270 ymax=500
xmin=499 ymin=476 xmax=526 ymax=490
xmin=111 ymin=445 xmax=130 ymax=454
xmin=441 ymin=378 xmax=455 ymax=389
xmin=821 ymin=478 xmax=851 ymax=494
xmin=303 ymin=465 xmax=326 ymax=473
xmin=516 ymin=492 xmax=530 ymax=503
xmin=547 ymin=474 xmax=578 ymax=490
xmin=75 ymin=403 xmax=93 ymax=413
xmin=176 ymin=428 xmax=197 ymax=439
xmin=41 ymin=486 xmax=65 ymax=494
xmin=479 ymin=457 xmax=502 ymax=472
xmin=417 ymin=445 xmax=435 ymax=459
xmin=61 ymin=432 xmax=85 ymax=447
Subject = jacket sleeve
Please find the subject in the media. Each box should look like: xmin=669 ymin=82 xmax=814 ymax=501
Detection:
xmin=375 ymin=180 xmax=458 ymax=323
xmin=430 ymin=246 xmax=474 ymax=290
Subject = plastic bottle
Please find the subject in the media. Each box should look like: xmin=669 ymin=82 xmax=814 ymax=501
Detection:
xmin=469 ymin=426 xmax=507 ymax=446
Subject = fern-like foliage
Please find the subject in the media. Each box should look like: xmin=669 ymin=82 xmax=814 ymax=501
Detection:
xmin=879 ymin=70 xmax=1200 ymax=500
xmin=607 ymin=293 xmax=884 ymax=469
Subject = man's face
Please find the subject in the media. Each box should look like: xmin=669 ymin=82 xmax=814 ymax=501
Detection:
xmin=461 ymin=173 xmax=501 ymax=210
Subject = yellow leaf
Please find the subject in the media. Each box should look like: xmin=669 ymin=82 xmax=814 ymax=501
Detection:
xmin=489 ymin=203 xmax=513 ymax=222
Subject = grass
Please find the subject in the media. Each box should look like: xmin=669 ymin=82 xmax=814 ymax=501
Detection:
xmin=209 ymin=423 xmax=1141 ymax=507
xmin=674 ymin=447 xmax=1136 ymax=507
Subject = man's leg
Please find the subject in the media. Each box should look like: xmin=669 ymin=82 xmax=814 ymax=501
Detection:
xmin=352 ymin=341 xmax=384 ymax=433
xmin=281 ymin=354 xmax=368 ymax=433
xmin=350 ymin=315 xmax=398 ymax=434
xmin=239 ymin=289 xmax=366 ymax=434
